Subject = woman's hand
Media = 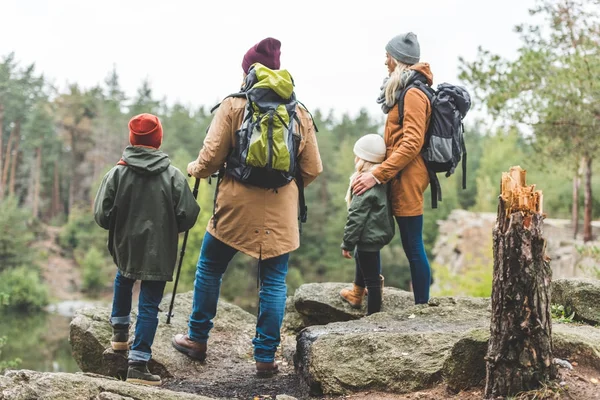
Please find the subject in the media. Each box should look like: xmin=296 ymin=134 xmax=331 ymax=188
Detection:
xmin=352 ymin=172 xmax=377 ymax=196
xmin=342 ymin=249 xmax=353 ymax=259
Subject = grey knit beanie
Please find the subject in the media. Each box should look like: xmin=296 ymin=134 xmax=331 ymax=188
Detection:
xmin=385 ymin=32 xmax=420 ymax=65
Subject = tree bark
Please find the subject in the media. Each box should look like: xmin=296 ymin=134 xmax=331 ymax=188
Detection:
xmin=583 ymin=157 xmax=593 ymax=242
xmin=0 ymin=103 xmax=4 ymax=199
xmin=32 ymin=147 xmax=42 ymax=218
xmin=51 ymin=159 xmax=60 ymax=218
xmin=485 ymin=166 xmax=554 ymax=399
xmin=1 ymin=122 xmax=16 ymax=197
xmin=8 ymin=120 xmax=21 ymax=197
xmin=572 ymin=161 xmax=582 ymax=239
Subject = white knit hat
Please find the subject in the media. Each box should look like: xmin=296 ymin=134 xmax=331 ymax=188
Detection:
xmin=353 ymin=134 xmax=386 ymax=163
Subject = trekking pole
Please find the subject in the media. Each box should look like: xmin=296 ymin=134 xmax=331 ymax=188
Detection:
xmin=166 ymin=177 xmax=200 ymax=324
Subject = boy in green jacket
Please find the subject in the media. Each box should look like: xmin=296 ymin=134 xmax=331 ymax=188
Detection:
xmin=340 ymin=134 xmax=395 ymax=315
xmin=94 ymin=113 xmax=200 ymax=386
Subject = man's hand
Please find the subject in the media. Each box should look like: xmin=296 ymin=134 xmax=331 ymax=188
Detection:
xmin=187 ymin=161 xmax=197 ymax=178
xmin=342 ymin=249 xmax=353 ymax=259
xmin=352 ymin=172 xmax=377 ymax=196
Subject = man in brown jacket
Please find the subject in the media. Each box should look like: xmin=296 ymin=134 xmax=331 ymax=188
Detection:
xmin=172 ymin=37 xmax=322 ymax=377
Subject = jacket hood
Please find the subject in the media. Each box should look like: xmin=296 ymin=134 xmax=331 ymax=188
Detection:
xmin=121 ymin=146 xmax=170 ymax=175
xmin=244 ymin=63 xmax=294 ymax=99
xmin=409 ymin=63 xmax=433 ymax=85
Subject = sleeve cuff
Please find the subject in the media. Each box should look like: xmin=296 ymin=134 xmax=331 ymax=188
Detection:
xmin=341 ymin=242 xmax=355 ymax=252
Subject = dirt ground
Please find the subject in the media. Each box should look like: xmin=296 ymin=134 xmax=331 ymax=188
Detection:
xmin=162 ymin=361 xmax=600 ymax=400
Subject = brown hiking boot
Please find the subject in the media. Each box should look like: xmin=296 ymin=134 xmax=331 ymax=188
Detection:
xmin=126 ymin=361 xmax=161 ymax=386
xmin=172 ymin=334 xmax=207 ymax=361
xmin=256 ymin=361 xmax=279 ymax=378
xmin=110 ymin=323 xmax=129 ymax=351
xmin=340 ymin=283 xmax=366 ymax=308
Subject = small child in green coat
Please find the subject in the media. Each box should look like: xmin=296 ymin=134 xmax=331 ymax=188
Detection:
xmin=340 ymin=134 xmax=395 ymax=315
xmin=94 ymin=113 xmax=200 ymax=385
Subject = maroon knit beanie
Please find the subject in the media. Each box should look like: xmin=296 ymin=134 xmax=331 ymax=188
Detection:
xmin=242 ymin=37 xmax=281 ymax=73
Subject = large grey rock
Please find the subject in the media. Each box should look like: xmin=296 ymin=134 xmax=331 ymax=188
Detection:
xmin=442 ymin=329 xmax=488 ymax=393
xmin=293 ymin=282 xmax=416 ymax=327
xmin=295 ymin=297 xmax=491 ymax=395
xmin=0 ymin=369 xmax=212 ymax=400
xmin=443 ymin=323 xmax=600 ymax=394
xmin=553 ymin=323 xmax=600 ymax=370
xmin=552 ymin=278 xmax=600 ymax=325
xmin=69 ymin=291 xmax=256 ymax=380
xmin=282 ymin=296 xmax=305 ymax=333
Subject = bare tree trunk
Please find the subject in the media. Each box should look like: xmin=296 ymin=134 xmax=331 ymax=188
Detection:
xmin=51 ymin=159 xmax=60 ymax=218
xmin=0 ymin=103 xmax=4 ymax=199
xmin=485 ymin=166 xmax=554 ymax=399
xmin=8 ymin=120 xmax=21 ymax=197
xmin=32 ymin=147 xmax=42 ymax=218
xmin=1 ymin=123 xmax=16 ymax=196
xmin=583 ymin=157 xmax=593 ymax=242
xmin=572 ymin=163 xmax=581 ymax=239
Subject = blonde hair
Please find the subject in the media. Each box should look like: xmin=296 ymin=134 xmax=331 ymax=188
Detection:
xmin=385 ymin=58 xmax=414 ymax=106
xmin=345 ymin=158 xmax=380 ymax=207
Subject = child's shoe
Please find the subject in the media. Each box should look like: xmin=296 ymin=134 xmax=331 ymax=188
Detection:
xmin=126 ymin=361 xmax=161 ymax=386
xmin=110 ymin=323 xmax=129 ymax=351
xmin=340 ymin=283 xmax=366 ymax=308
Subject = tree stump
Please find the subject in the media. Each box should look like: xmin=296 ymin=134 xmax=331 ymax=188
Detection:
xmin=485 ymin=166 xmax=555 ymax=398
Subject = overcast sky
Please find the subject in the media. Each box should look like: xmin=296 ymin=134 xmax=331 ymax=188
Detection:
xmin=1 ymin=0 xmax=536 ymax=120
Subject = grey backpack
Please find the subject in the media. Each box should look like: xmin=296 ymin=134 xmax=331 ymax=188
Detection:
xmin=397 ymin=75 xmax=471 ymax=208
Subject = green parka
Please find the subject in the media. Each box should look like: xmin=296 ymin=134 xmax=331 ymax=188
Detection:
xmin=94 ymin=146 xmax=200 ymax=281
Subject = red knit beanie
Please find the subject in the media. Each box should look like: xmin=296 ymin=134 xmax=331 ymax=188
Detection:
xmin=128 ymin=113 xmax=163 ymax=149
xmin=242 ymin=37 xmax=281 ymax=74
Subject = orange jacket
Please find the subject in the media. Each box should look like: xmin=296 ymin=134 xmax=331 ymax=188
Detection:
xmin=372 ymin=63 xmax=433 ymax=217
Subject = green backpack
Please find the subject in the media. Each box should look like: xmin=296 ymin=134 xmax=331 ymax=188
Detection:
xmin=211 ymin=63 xmax=315 ymax=226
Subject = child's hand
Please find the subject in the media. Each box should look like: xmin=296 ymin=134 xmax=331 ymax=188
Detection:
xmin=342 ymin=249 xmax=353 ymax=259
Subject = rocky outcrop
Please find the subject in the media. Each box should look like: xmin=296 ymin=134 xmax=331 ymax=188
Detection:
xmin=552 ymin=278 xmax=600 ymax=325
xmin=293 ymin=282 xmax=415 ymax=327
xmin=295 ymin=296 xmax=491 ymax=395
xmin=432 ymin=210 xmax=600 ymax=283
xmin=69 ymin=291 xmax=256 ymax=380
xmin=0 ymin=369 xmax=213 ymax=400
xmin=293 ymin=282 xmax=600 ymax=396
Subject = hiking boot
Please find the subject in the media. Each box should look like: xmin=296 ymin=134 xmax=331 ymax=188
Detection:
xmin=110 ymin=323 xmax=129 ymax=351
xmin=256 ymin=361 xmax=279 ymax=378
xmin=172 ymin=334 xmax=207 ymax=361
xmin=126 ymin=361 xmax=161 ymax=386
xmin=340 ymin=283 xmax=366 ymax=308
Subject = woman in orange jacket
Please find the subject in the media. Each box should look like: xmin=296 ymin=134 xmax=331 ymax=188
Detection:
xmin=353 ymin=32 xmax=433 ymax=304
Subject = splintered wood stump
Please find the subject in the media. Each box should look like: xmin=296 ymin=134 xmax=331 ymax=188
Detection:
xmin=485 ymin=166 xmax=555 ymax=399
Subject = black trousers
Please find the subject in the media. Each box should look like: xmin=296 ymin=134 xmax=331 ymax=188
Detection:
xmin=354 ymin=250 xmax=382 ymax=315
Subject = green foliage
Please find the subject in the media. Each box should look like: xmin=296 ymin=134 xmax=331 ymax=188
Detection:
xmin=0 ymin=267 xmax=48 ymax=311
xmin=575 ymin=244 xmax=600 ymax=279
xmin=0 ymin=336 xmax=21 ymax=372
xmin=551 ymin=304 xmax=575 ymax=323
xmin=0 ymin=293 xmax=22 ymax=372
xmin=80 ymin=247 xmax=107 ymax=294
xmin=59 ymin=207 xmax=108 ymax=254
xmin=0 ymin=197 xmax=34 ymax=271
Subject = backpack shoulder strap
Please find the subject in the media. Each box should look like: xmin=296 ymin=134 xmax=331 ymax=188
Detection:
xmin=397 ymin=79 xmax=434 ymax=126
xmin=297 ymin=100 xmax=319 ymax=133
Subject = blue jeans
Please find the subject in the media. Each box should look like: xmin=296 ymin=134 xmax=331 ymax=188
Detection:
xmin=396 ymin=215 xmax=431 ymax=304
xmin=110 ymin=271 xmax=166 ymax=362
xmin=188 ymin=232 xmax=289 ymax=363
